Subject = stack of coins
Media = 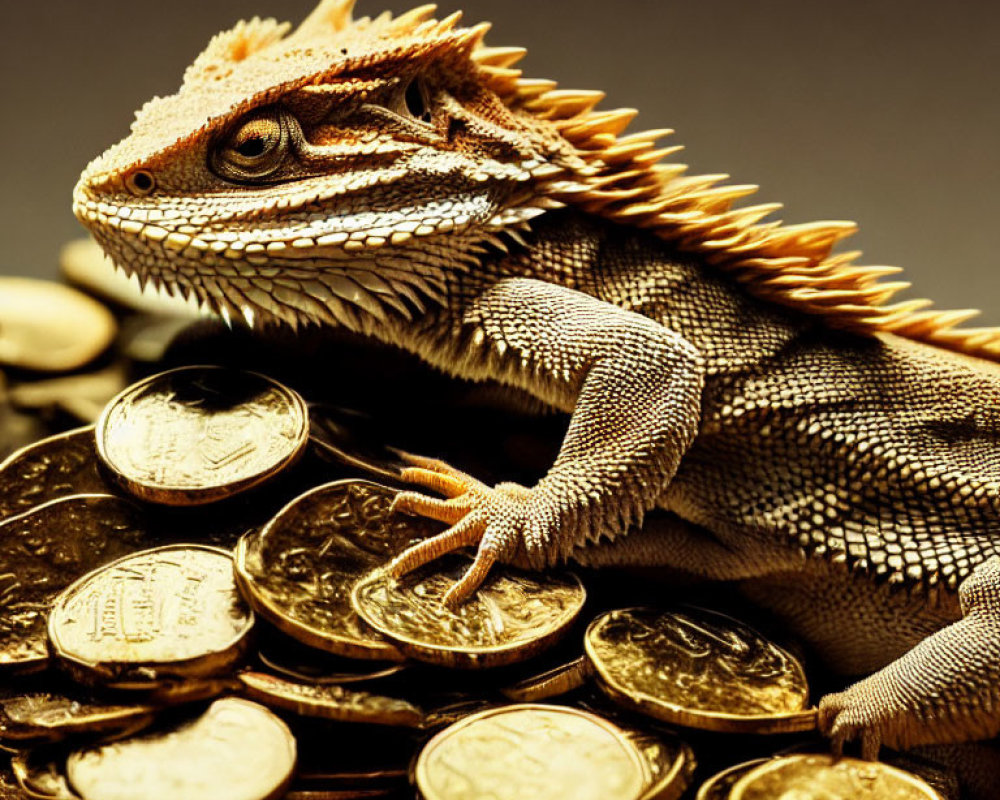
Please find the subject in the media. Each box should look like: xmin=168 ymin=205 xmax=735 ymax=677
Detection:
xmin=0 ymin=241 xmax=964 ymax=799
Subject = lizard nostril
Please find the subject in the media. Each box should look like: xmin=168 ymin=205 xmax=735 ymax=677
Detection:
xmin=126 ymin=169 xmax=156 ymax=196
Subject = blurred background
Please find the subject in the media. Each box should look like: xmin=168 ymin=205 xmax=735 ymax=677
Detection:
xmin=3 ymin=1 xmax=997 ymax=320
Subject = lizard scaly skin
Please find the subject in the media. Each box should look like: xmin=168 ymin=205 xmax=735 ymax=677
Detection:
xmin=72 ymin=1 xmax=1000 ymax=787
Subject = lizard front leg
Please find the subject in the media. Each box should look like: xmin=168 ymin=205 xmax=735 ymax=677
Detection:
xmin=388 ymin=277 xmax=705 ymax=605
xmin=819 ymin=556 xmax=1000 ymax=758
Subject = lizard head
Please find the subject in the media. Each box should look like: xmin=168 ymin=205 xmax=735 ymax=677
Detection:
xmin=73 ymin=0 xmax=591 ymax=332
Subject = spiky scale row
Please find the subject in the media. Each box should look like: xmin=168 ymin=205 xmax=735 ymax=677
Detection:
xmin=455 ymin=36 xmax=1000 ymax=359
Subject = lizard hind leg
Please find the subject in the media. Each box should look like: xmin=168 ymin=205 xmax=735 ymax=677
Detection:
xmin=818 ymin=556 xmax=1000 ymax=759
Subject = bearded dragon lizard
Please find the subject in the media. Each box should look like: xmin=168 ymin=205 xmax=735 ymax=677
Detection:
xmin=73 ymin=0 xmax=1000 ymax=778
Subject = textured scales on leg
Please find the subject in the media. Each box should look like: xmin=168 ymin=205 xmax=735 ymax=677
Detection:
xmin=74 ymin=0 xmax=1000 ymax=766
xmin=819 ymin=557 xmax=1000 ymax=758
xmin=390 ymin=279 xmax=704 ymax=603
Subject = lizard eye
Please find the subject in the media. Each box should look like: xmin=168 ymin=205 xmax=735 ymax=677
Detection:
xmin=395 ymin=77 xmax=432 ymax=125
xmin=212 ymin=110 xmax=289 ymax=182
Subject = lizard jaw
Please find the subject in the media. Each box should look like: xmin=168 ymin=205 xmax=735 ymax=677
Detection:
xmin=72 ymin=168 xmax=553 ymax=335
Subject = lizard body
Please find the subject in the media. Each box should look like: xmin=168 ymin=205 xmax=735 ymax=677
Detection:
xmin=73 ymin=0 xmax=1000 ymax=781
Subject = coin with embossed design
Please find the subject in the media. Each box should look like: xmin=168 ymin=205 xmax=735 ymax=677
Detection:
xmin=96 ymin=366 xmax=308 ymax=505
xmin=352 ymin=554 xmax=586 ymax=669
xmin=234 ymin=480 xmax=444 ymax=661
xmin=66 ymin=698 xmax=295 ymax=800
xmin=48 ymin=545 xmax=253 ymax=688
xmin=0 ymin=426 xmax=112 ymax=523
xmin=586 ymin=607 xmax=816 ymax=733
xmin=416 ymin=704 xmax=646 ymax=800
xmin=0 ymin=495 xmax=150 ymax=673
xmin=238 ymin=671 xmax=424 ymax=727
xmin=0 ymin=693 xmax=156 ymax=746
xmin=731 ymin=754 xmax=944 ymax=800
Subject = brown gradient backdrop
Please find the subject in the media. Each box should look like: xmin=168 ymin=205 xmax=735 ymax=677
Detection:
xmin=2 ymin=1 xmax=997 ymax=321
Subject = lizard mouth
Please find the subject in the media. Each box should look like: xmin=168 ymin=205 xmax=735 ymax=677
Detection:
xmin=73 ymin=177 xmax=544 ymax=333
xmin=71 ymin=154 xmax=555 ymax=332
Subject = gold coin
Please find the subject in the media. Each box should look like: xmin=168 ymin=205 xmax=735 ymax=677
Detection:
xmin=730 ymin=754 xmax=945 ymax=800
xmin=234 ymin=480 xmax=444 ymax=661
xmin=352 ymin=554 xmax=586 ymax=669
xmin=0 ymin=495 xmax=150 ymax=673
xmin=66 ymin=698 xmax=295 ymax=800
xmin=415 ymin=703 xmax=646 ymax=800
xmin=255 ymin=638 xmax=407 ymax=686
xmin=0 ymin=426 xmax=111 ymax=523
xmin=139 ymin=676 xmax=243 ymax=708
xmin=500 ymin=655 xmax=593 ymax=702
xmin=0 ymin=278 xmax=116 ymax=373
xmin=0 ymin=693 xmax=156 ymax=745
xmin=95 ymin=366 xmax=309 ymax=505
xmin=623 ymin=729 xmax=696 ymax=800
xmin=48 ymin=545 xmax=254 ymax=688
xmin=695 ymin=760 xmax=767 ymax=800
xmin=586 ymin=607 xmax=816 ymax=733
xmin=238 ymin=671 xmax=424 ymax=728
xmin=11 ymin=747 xmax=77 ymax=800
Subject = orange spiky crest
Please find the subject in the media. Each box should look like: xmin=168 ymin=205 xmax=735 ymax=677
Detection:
xmin=466 ymin=16 xmax=1000 ymax=361
xmin=90 ymin=0 xmax=999 ymax=361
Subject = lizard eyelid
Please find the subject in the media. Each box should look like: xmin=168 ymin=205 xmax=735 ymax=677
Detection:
xmin=403 ymin=78 xmax=432 ymax=124
xmin=211 ymin=109 xmax=292 ymax=183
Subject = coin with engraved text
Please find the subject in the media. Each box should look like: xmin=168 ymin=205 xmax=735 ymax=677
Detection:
xmin=352 ymin=554 xmax=586 ymax=669
xmin=48 ymin=545 xmax=253 ymax=688
xmin=0 ymin=495 xmax=150 ymax=673
xmin=586 ymin=607 xmax=816 ymax=733
xmin=96 ymin=366 xmax=308 ymax=505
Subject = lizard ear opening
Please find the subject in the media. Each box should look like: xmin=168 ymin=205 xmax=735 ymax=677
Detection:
xmin=125 ymin=170 xmax=156 ymax=196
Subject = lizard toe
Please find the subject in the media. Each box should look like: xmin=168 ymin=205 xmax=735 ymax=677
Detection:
xmin=387 ymin=457 xmax=558 ymax=602
xmin=819 ymin=687 xmax=888 ymax=760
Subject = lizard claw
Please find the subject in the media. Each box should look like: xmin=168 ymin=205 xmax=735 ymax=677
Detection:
xmin=819 ymin=687 xmax=886 ymax=761
xmin=387 ymin=454 xmax=546 ymax=606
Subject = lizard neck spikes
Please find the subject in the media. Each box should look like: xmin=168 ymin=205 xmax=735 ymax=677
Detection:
xmin=497 ymin=78 xmax=1000 ymax=361
xmin=78 ymin=0 xmax=999 ymax=362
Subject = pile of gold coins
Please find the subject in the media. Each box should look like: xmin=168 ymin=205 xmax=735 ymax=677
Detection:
xmin=0 ymin=242 xmax=959 ymax=799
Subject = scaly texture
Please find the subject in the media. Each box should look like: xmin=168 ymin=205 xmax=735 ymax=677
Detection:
xmin=73 ymin=1 xmax=1000 ymax=789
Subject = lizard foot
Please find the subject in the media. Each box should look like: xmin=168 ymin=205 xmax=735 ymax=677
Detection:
xmin=387 ymin=453 xmax=547 ymax=607
xmin=818 ymin=684 xmax=894 ymax=761
xmin=820 ymin=558 xmax=1000 ymax=758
